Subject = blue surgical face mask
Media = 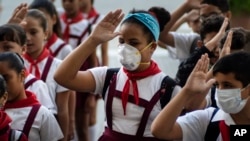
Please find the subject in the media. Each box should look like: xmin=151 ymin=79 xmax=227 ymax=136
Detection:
xmin=215 ymin=85 xmax=249 ymax=114
xmin=117 ymin=42 xmax=152 ymax=71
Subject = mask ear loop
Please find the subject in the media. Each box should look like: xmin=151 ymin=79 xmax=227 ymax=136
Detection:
xmin=139 ymin=42 xmax=154 ymax=65
xmin=139 ymin=42 xmax=153 ymax=53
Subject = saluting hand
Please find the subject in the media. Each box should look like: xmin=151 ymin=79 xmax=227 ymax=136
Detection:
xmin=8 ymin=3 xmax=28 ymax=24
xmin=89 ymin=9 xmax=124 ymax=45
xmin=184 ymin=54 xmax=215 ymax=95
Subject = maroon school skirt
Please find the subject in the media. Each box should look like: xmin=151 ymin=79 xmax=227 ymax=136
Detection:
xmin=98 ymin=128 xmax=166 ymax=141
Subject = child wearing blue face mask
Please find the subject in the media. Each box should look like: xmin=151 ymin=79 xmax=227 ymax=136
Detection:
xmin=151 ymin=45 xmax=250 ymax=141
xmin=54 ymin=8 xmax=185 ymax=141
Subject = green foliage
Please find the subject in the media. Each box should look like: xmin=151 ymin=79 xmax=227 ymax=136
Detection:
xmin=230 ymin=0 xmax=250 ymax=15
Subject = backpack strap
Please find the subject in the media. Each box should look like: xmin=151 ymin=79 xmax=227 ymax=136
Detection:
xmin=210 ymin=85 xmax=218 ymax=108
xmin=24 ymin=78 xmax=39 ymax=89
xmin=76 ymin=23 xmax=92 ymax=45
xmin=204 ymin=108 xmax=220 ymax=141
xmin=159 ymin=76 xmax=177 ymax=109
xmin=102 ymin=68 xmax=119 ymax=98
xmin=22 ymin=105 xmax=41 ymax=137
xmin=52 ymin=43 xmax=67 ymax=57
xmin=41 ymin=56 xmax=53 ymax=82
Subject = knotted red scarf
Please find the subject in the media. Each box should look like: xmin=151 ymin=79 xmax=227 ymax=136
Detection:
xmin=61 ymin=12 xmax=83 ymax=43
xmin=4 ymin=91 xmax=40 ymax=109
xmin=44 ymin=33 xmax=57 ymax=50
xmin=23 ymin=48 xmax=50 ymax=79
xmin=219 ymin=120 xmax=230 ymax=141
xmin=122 ymin=61 xmax=161 ymax=115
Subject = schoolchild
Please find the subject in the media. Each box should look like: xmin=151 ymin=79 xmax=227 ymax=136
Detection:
xmin=28 ymin=2 xmax=76 ymax=139
xmin=29 ymin=0 xmax=73 ymax=60
xmin=159 ymin=0 xmax=231 ymax=61
xmin=54 ymin=9 xmax=183 ymax=141
xmin=0 ymin=75 xmax=28 ymax=141
xmin=1 ymin=52 xmax=63 ymax=141
xmin=0 ymin=24 xmax=55 ymax=112
xmin=22 ymin=9 xmax=70 ymax=141
xmin=152 ymin=50 xmax=250 ymax=141
xmin=77 ymin=0 xmax=108 ymax=140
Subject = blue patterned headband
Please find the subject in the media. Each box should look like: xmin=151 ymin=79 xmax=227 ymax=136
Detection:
xmin=124 ymin=13 xmax=160 ymax=41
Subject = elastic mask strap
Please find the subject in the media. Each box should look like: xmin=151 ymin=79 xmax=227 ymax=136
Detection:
xmin=241 ymin=84 xmax=250 ymax=92
xmin=139 ymin=42 xmax=153 ymax=53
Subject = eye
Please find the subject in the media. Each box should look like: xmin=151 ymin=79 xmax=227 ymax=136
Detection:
xmin=129 ymin=42 xmax=139 ymax=47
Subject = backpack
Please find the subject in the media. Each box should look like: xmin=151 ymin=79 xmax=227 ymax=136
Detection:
xmin=102 ymin=68 xmax=177 ymax=109
xmin=204 ymin=108 xmax=220 ymax=141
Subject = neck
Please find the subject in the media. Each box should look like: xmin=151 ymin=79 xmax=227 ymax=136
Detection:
xmin=9 ymin=90 xmax=27 ymax=102
xmin=80 ymin=3 xmax=92 ymax=13
xmin=66 ymin=11 xmax=78 ymax=19
xmin=134 ymin=62 xmax=151 ymax=72
xmin=29 ymin=48 xmax=44 ymax=59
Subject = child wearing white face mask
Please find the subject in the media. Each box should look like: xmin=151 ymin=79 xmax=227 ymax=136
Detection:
xmin=54 ymin=8 xmax=186 ymax=141
xmin=151 ymin=49 xmax=250 ymax=141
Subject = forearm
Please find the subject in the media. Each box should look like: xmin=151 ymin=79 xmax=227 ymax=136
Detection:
xmin=56 ymin=91 xmax=70 ymax=141
xmin=101 ymin=42 xmax=109 ymax=66
xmin=54 ymin=36 xmax=100 ymax=85
xmin=160 ymin=2 xmax=190 ymax=45
xmin=170 ymin=16 xmax=187 ymax=31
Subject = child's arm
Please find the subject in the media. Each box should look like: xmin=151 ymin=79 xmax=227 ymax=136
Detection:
xmin=54 ymin=9 xmax=124 ymax=92
xmin=159 ymin=0 xmax=201 ymax=47
xmin=151 ymin=54 xmax=215 ymax=140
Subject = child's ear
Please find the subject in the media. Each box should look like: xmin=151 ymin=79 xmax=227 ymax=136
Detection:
xmin=20 ymin=69 xmax=26 ymax=82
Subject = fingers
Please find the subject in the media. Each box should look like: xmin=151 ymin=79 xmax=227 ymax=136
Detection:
xmin=103 ymin=9 xmax=123 ymax=25
xmin=223 ymin=31 xmax=233 ymax=51
xmin=218 ymin=17 xmax=229 ymax=34
xmin=193 ymin=54 xmax=209 ymax=73
xmin=8 ymin=3 xmax=28 ymax=24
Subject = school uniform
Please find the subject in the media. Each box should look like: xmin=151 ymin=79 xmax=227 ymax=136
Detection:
xmin=89 ymin=64 xmax=181 ymax=140
xmin=177 ymin=107 xmax=232 ymax=141
xmin=60 ymin=12 xmax=90 ymax=48
xmin=169 ymin=32 xmax=200 ymax=62
xmin=25 ymin=71 xmax=55 ymax=113
xmin=4 ymin=91 xmax=63 ymax=141
xmin=23 ymin=48 xmax=69 ymax=114
xmin=44 ymin=33 xmax=72 ymax=60
xmin=0 ymin=111 xmax=28 ymax=141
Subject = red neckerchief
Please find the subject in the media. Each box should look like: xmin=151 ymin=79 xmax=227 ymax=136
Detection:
xmin=4 ymin=91 xmax=40 ymax=109
xmin=24 ymin=69 xmax=30 ymax=78
xmin=44 ymin=33 xmax=57 ymax=50
xmin=219 ymin=120 xmax=230 ymax=141
xmin=23 ymin=48 xmax=50 ymax=79
xmin=87 ymin=7 xmax=98 ymax=19
xmin=0 ymin=111 xmax=11 ymax=139
xmin=61 ymin=12 xmax=83 ymax=43
xmin=122 ymin=61 xmax=161 ymax=115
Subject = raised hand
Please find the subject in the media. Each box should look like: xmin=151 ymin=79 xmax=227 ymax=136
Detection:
xmin=8 ymin=3 xmax=28 ymax=24
xmin=205 ymin=17 xmax=229 ymax=51
xmin=219 ymin=30 xmax=233 ymax=59
xmin=185 ymin=0 xmax=202 ymax=10
xmin=184 ymin=54 xmax=215 ymax=95
xmin=89 ymin=9 xmax=124 ymax=44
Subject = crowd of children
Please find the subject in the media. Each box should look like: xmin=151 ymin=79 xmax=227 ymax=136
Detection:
xmin=0 ymin=0 xmax=250 ymax=141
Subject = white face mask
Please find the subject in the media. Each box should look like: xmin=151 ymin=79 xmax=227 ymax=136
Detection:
xmin=215 ymin=86 xmax=249 ymax=114
xmin=118 ymin=42 xmax=152 ymax=71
